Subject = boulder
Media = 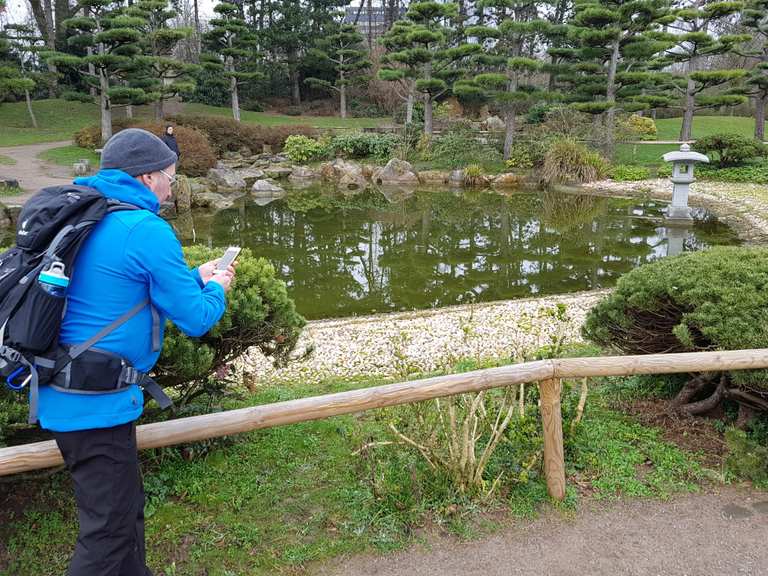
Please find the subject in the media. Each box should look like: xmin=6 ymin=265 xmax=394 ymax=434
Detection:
xmin=159 ymin=203 xmax=177 ymax=220
xmin=264 ymin=165 xmax=294 ymax=179
xmin=175 ymin=179 xmax=193 ymax=213
xmin=236 ymin=167 xmax=266 ymax=187
xmin=193 ymin=192 xmax=235 ymax=211
xmin=492 ymin=172 xmax=526 ymax=189
xmin=207 ymin=167 xmax=246 ymax=191
xmin=449 ymin=169 xmax=464 ymax=187
xmin=288 ymin=166 xmax=320 ymax=188
xmin=320 ymin=159 xmax=368 ymax=191
xmin=418 ymin=170 xmax=450 ymax=185
xmin=251 ymin=179 xmax=285 ymax=193
xmin=485 ymin=115 xmax=505 ymax=131
xmin=372 ymin=158 xmax=419 ymax=186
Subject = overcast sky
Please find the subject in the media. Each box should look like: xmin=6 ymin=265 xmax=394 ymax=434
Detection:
xmin=1 ymin=0 xmax=222 ymax=25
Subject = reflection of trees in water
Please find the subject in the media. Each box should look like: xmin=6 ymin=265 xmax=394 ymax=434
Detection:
xmin=540 ymin=191 xmax=608 ymax=237
xmin=186 ymin=188 xmax=737 ymax=319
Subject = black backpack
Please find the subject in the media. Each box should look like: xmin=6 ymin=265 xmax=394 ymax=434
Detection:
xmin=0 ymin=185 xmax=171 ymax=423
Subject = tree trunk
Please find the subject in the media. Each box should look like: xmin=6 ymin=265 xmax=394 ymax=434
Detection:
xmin=155 ymin=99 xmax=165 ymax=120
xmin=231 ymin=71 xmax=241 ymax=122
xmin=194 ymin=0 xmax=200 ymax=34
xmin=424 ymin=93 xmax=433 ymax=136
xmin=367 ymin=0 xmax=373 ymax=49
xmin=604 ymin=37 xmax=620 ymax=159
xmin=340 ymin=81 xmax=347 ymax=119
xmin=755 ymin=93 xmax=766 ymax=141
xmin=406 ymin=89 xmax=414 ymax=124
xmin=126 ymin=105 xmax=133 ymax=120
xmin=100 ymin=71 xmax=112 ymax=143
xmin=503 ymin=108 xmax=516 ymax=160
xmin=43 ymin=0 xmax=58 ymax=98
xmin=25 ymin=90 xmax=38 ymax=129
xmin=680 ymin=58 xmax=698 ymax=141
xmin=291 ymin=65 xmax=301 ymax=106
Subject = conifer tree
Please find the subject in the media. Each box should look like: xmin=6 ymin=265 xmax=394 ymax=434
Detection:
xmin=651 ymin=0 xmax=749 ymax=141
xmin=46 ymin=0 xmax=150 ymax=142
xmin=739 ymin=0 xmax=768 ymax=140
xmin=305 ymin=24 xmax=370 ymax=119
xmin=1 ymin=24 xmax=43 ymax=128
xmin=203 ymin=2 xmax=260 ymax=122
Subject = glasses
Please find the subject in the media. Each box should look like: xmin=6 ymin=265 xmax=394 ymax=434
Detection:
xmin=159 ymin=169 xmax=177 ymax=187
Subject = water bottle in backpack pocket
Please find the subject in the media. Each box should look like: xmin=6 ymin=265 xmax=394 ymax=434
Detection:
xmin=6 ymin=261 xmax=69 ymax=354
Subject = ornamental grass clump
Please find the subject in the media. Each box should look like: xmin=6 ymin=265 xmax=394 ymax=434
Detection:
xmin=541 ymin=138 xmax=608 ymax=185
xmin=583 ymin=247 xmax=768 ymax=421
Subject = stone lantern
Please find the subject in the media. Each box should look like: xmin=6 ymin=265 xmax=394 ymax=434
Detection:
xmin=662 ymin=143 xmax=709 ymax=222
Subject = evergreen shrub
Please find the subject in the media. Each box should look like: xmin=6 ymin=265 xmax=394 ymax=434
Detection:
xmin=693 ymin=133 xmax=767 ymax=167
xmin=582 ymin=247 xmax=768 ymax=393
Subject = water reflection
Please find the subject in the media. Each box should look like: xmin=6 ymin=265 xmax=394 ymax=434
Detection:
xmin=178 ymin=186 xmax=740 ymax=319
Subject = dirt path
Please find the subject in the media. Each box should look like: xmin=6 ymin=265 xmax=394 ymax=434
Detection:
xmin=0 ymin=141 xmax=74 ymax=207
xmin=316 ymin=486 xmax=768 ymax=576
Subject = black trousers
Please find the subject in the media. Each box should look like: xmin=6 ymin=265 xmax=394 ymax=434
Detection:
xmin=54 ymin=421 xmax=153 ymax=576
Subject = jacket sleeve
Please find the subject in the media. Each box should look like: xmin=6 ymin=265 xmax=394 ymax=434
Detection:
xmin=125 ymin=216 xmax=226 ymax=337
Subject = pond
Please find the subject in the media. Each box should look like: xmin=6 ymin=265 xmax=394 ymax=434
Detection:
xmin=177 ymin=186 xmax=740 ymax=320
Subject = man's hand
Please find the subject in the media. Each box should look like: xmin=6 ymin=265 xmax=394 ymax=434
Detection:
xmin=209 ymin=269 xmax=234 ymax=292
xmin=199 ymin=259 xmax=236 ymax=285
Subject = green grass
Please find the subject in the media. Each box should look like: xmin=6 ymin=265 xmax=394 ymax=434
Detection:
xmin=0 ymin=184 xmax=23 ymax=196
xmin=0 ymin=99 xmax=387 ymax=147
xmin=0 ymin=100 xmax=99 ymax=146
xmin=38 ymin=145 xmax=100 ymax=168
xmin=614 ymin=143 xmax=678 ymax=167
xmin=0 ymin=155 xmax=16 ymax=165
xmin=0 ymin=362 xmax=706 ymax=576
xmin=182 ymin=103 xmax=387 ymax=129
xmin=654 ymin=116 xmax=765 ymax=141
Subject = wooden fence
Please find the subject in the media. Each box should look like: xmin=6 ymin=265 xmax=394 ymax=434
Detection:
xmin=2 ymin=348 xmax=768 ymax=499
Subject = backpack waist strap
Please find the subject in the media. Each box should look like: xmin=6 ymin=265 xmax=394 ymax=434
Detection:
xmin=44 ymin=347 xmax=172 ymax=409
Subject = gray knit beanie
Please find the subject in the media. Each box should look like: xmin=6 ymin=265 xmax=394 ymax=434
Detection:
xmin=100 ymin=128 xmax=178 ymax=176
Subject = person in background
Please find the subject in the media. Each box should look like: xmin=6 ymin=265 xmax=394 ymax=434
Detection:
xmin=161 ymin=125 xmax=180 ymax=159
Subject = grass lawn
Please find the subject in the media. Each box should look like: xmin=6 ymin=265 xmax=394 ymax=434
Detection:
xmin=0 ymin=359 xmax=704 ymax=576
xmin=654 ymin=116 xmax=765 ymax=141
xmin=614 ymin=143 xmax=678 ymax=166
xmin=181 ymin=102 xmax=387 ymax=129
xmin=38 ymin=145 xmax=101 ymax=168
xmin=0 ymin=100 xmax=99 ymax=146
xmin=0 ymin=155 xmax=16 ymax=165
xmin=0 ymin=100 xmax=388 ymax=147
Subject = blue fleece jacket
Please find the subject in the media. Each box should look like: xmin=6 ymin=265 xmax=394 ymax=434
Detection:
xmin=36 ymin=169 xmax=227 ymax=432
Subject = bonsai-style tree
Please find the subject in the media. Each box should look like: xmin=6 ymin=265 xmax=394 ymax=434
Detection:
xmin=203 ymin=2 xmax=261 ymax=122
xmin=47 ymin=0 xmax=151 ymax=142
xmin=305 ymin=24 xmax=371 ymax=119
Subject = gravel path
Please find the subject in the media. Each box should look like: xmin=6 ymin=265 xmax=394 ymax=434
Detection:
xmin=315 ymin=486 xmax=768 ymax=576
xmin=0 ymin=140 xmax=73 ymax=206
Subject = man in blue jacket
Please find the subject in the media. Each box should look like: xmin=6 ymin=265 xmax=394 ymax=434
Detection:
xmin=38 ymin=128 xmax=234 ymax=576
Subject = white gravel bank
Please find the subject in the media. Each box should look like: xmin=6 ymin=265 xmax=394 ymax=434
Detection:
xmin=244 ymin=291 xmax=608 ymax=385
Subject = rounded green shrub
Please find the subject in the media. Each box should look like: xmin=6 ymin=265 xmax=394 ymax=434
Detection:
xmin=155 ymin=245 xmax=306 ymax=402
xmin=693 ymin=133 xmax=767 ymax=167
xmin=283 ymin=135 xmax=328 ymax=163
xmin=582 ymin=247 xmax=768 ymax=393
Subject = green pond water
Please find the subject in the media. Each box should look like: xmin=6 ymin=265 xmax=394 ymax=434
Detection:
xmin=176 ymin=186 xmax=740 ymax=320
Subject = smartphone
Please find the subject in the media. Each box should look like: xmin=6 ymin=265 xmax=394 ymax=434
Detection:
xmin=216 ymin=246 xmax=241 ymax=271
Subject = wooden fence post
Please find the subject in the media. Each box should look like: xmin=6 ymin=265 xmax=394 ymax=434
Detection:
xmin=539 ymin=378 xmax=566 ymax=501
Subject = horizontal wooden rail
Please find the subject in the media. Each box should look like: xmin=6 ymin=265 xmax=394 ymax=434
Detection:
xmin=2 ymin=348 xmax=768 ymax=499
